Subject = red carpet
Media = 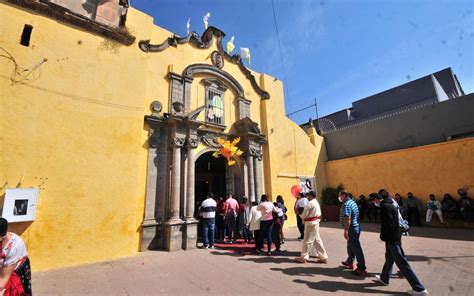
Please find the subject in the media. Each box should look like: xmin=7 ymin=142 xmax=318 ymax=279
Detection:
xmin=213 ymin=239 xmax=276 ymax=255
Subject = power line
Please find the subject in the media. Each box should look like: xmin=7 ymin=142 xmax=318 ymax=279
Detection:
xmin=286 ymin=101 xmax=317 ymax=117
xmin=271 ymin=0 xmax=291 ymax=111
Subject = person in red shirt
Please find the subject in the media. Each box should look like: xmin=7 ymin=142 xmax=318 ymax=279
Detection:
xmin=216 ymin=196 xmax=227 ymax=242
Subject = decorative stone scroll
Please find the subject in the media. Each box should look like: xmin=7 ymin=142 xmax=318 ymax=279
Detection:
xmin=170 ymin=135 xmax=186 ymax=148
xmin=138 ymin=26 xmax=270 ymax=100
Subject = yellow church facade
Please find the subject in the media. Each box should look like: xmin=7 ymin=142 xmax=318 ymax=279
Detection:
xmin=0 ymin=1 xmax=327 ymax=271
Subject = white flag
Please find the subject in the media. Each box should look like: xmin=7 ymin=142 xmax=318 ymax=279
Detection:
xmin=203 ymin=12 xmax=211 ymax=29
xmin=186 ymin=17 xmax=191 ymax=35
xmin=240 ymin=47 xmax=251 ymax=64
xmin=226 ymin=36 xmax=235 ymax=54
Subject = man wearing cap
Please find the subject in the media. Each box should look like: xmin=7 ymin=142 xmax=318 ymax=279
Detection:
xmin=339 ymin=190 xmax=368 ymax=276
xmin=375 ymin=189 xmax=428 ymax=295
xmin=295 ymin=191 xmax=328 ymax=263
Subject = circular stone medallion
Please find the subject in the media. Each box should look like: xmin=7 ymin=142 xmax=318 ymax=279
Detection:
xmin=211 ymin=51 xmax=224 ymax=68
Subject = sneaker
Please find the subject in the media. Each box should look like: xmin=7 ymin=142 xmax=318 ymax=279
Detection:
xmin=375 ymin=275 xmax=388 ymax=286
xmin=407 ymin=289 xmax=429 ymax=295
xmin=352 ymin=269 xmax=369 ymax=276
xmin=208 ymin=245 xmax=214 ymax=249
xmin=316 ymin=259 xmax=328 ymax=264
xmin=203 ymin=245 xmax=209 ymax=249
xmin=266 ymin=252 xmax=272 ymax=256
xmin=340 ymin=261 xmax=355 ymax=269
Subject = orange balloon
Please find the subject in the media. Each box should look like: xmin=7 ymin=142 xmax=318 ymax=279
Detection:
xmin=291 ymin=185 xmax=302 ymax=198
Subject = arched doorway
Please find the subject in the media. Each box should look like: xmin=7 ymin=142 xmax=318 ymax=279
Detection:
xmin=194 ymin=151 xmax=226 ymax=209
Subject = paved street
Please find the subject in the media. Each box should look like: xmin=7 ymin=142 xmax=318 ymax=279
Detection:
xmin=34 ymin=222 xmax=474 ymax=295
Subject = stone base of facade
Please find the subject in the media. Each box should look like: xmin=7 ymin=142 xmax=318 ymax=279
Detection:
xmin=184 ymin=219 xmax=199 ymax=250
xmin=142 ymin=219 xmax=199 ymax=252
xmin=141 ymin=220 xmax=164 ymax=251
xmin=164 ymin=219 xmax=186 ymax=251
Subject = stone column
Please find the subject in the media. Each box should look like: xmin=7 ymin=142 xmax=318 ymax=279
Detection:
xmin=243 ymin=160 xmax=249 ymax=198
xmin=184 ymin=137 xmax=198 ymax=250
xmin=164 ymin=135 xmax=185 ymax=251
xmin=247 ymin=154 xmax=255 ymax=203
xmin=185 ymin=140 xmax=197 ymax=221
xmin=254 ymin=154 xmax=263 ymax=201
xmin=169 ymin=138 xmax=183 ymax=221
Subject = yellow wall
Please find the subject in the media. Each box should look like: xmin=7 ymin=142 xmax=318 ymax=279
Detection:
xmin=259 ymin=75 xmax=328 ymax=227
xmin=0 ymin=2 xmax=327 ymax=271
xmin=325 ymin=138 xmax=474 ymax=203
xmin=0 ymin=4 xmax=156 ymax=271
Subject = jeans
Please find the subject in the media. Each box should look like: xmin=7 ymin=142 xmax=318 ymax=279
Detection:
xmin=242 ymin=225 xmax=251 ymax=241
xmin=225 ymin=214 xmax=237 ymax=241
xmin=216 ymin=215 xmax=226 ymax=241
xmin=381 ymin=242 xmax=425 ymax=292
xmin=346 ymin=226 xmax=366 ymax=270
xmin=202 ymin=218 xmax=215 ymax=247
xmin=253 ymin=230 xmax=260 ymax=249
xmin=271 ymin=221 xmax=281 ymax=250
xmin=258 ymin=220 xmax=274 ymax=252
xmin=296 ymin=215 xmax=305 ymax=238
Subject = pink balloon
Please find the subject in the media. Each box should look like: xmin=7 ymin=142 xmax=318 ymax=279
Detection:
xmin=291 ymin=185 xmax=302 ymax=198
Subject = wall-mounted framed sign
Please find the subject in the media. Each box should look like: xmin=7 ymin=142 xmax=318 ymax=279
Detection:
xmin=299 ymin=176 xmax=316 ymax=196
xmin=2 ymin=188 xmax=39 ymax=222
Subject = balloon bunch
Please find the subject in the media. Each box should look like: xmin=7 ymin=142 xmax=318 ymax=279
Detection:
xmin=212 ymin=137 xmax=244 ymax=166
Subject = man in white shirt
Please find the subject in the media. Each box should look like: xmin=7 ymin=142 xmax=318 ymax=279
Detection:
xmin=200 ymin=193 xmax=217 ymax=249
xmin=295 ymin=191 xmax=329 ymax=263
xmin=294 ymin=193 xmax=308 ymax=240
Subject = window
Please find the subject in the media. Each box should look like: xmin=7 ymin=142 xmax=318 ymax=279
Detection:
xmin=204 ymin=80 xmax=227 ymax=126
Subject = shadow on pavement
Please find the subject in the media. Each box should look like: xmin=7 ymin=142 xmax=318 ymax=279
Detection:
xmin=406 ymin=255 xmax=474 ymax=264
xmin=320 ymin=222 xmax=474 ymax=241
xmin=294 ymin=279 xmax=407 ymax=295
xmin=238 ymin=256 xmax=296 ymax=264
xmin=271 ymin=266 xmax=375 ymax=281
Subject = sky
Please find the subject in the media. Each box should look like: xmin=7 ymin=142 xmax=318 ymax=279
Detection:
xmin=132 ymin=0 xmax=473 ymax=124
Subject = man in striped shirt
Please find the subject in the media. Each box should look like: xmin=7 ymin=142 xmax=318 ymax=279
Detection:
xmin=200 ymin=193 xmax=217 ymax=249
xmin=339 ymin=190 xmax=368 ymax=276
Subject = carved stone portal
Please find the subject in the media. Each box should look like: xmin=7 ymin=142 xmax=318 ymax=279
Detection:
xmin=142 ymin=71 xmax=266 ymax=252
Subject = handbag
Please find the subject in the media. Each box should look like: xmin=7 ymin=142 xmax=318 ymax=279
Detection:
xmin=399 ymin=218 xmax=410 ymax=232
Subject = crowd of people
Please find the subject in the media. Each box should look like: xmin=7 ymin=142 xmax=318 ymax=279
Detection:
xmin=198 ymin=187 xmax=471 ymax=295
xmin=197 ymin=192 xmax=287 ymax=252
xmin=353 ymin=188 xmax=473 ymax=226
xmin=292 ymin=189 xmax=429 ymax=296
